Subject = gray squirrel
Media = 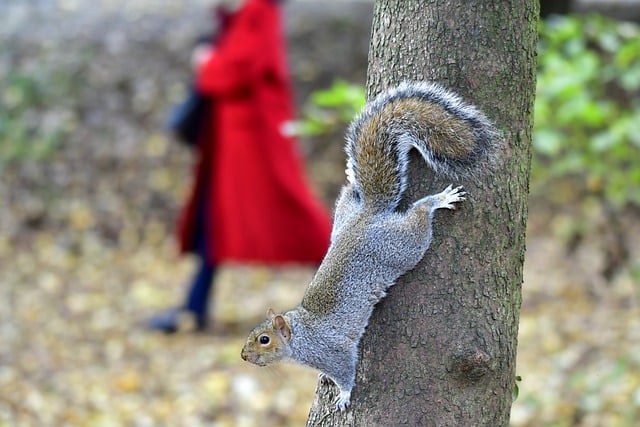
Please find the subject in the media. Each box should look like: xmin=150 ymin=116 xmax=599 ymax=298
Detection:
xmin=240 ymin=81 xmax=500 ymax=410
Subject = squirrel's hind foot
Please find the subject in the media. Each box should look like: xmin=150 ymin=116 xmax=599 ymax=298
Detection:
xmin=435 ymin=185 xmax=466 ymax=210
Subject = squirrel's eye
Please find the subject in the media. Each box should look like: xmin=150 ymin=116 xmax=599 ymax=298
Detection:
xmin=259 ymin=335 xmax=270 ymax=345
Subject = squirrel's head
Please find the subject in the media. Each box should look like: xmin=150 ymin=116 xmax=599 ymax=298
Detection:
xmin=241 ymin=309 xmax=293 ymax=366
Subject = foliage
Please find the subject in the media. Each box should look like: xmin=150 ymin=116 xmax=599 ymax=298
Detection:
xmin=513 ymin=375 xmax=523 ymax=402
xmin=0 ymin=69 xmax=76 ymax=162
xmin=534 ymin=14 xmax=640 ymax=207
xmin=294 ymin=79 xmax=365 ymax=136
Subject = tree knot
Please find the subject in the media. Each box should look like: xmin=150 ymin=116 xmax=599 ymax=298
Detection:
xmin=453 ymin=348 xmax=492 ymax=383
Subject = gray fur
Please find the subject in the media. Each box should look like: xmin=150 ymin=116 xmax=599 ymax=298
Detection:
xmin=241 ymin=81 xmax=500 ymax=411
xmin=346 ymin=80 xmax=501 ymax=186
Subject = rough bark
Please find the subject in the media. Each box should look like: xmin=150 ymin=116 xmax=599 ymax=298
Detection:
xmin=307 ymin=1 xmax=537 ymax=426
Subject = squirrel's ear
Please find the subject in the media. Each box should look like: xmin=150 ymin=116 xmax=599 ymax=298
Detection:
xmin=266 ymin=308 xmax=276 ymax=319
xmin=272 ymin=314 xmax=292 ymax=341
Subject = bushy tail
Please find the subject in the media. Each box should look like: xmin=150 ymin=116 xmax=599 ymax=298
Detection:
xmin=344 ymin=81 xmax=501 ymax=212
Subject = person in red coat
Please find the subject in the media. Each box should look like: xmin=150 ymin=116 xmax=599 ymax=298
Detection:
xmin=149 ymin=0 xmax=332 ymax=332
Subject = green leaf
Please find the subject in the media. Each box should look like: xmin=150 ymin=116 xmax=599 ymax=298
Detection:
xmin=512 ymin=375 xmax=523 ymax=402
xmin=533 ymin=129 xmax=563 ymax=156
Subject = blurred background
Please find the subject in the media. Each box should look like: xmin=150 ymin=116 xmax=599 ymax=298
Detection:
xmin=1 ymin=0 xmax=639 ymax=426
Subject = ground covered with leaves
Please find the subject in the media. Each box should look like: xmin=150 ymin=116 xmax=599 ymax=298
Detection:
xmin=2 ymin=1 xmax=640 ymax=426
xmin=3 ymin=177 xmax=640 ymax=427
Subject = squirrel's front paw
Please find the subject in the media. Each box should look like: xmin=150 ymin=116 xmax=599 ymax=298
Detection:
xmin=334 ymin=389 xmax=351 ymax=411
xmin=437 ymin=184 xmax=466 ymax=209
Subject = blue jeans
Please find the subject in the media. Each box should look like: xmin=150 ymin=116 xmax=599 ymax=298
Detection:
xmin=184 ymin=194 xmax=216 ymax=317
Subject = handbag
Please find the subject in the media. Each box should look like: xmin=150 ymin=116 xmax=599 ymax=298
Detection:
xmin=167 ymin=85 xmax=209 ymax=146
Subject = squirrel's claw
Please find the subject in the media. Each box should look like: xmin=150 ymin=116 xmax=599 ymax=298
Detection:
xmin=436 ymin=185 xmax=466 ymax=210
xmin=334 ymin=389 xmax=351 ymax=411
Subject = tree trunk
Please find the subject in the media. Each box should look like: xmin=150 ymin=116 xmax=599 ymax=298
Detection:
xmin=307 ymin=1 xmax=537 ymax=426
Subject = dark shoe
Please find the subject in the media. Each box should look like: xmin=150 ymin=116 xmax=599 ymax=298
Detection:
xmin=146 ymin=308 xmax=207 ymax=334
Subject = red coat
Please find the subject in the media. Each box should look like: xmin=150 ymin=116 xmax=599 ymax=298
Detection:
xmin=177 ymin=0 xmax=332 ymax=265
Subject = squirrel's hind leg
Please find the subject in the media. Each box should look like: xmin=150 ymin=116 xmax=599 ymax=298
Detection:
xmin=331 ymin=184 xmax=362 ymax=243
xmin=431 ymin=184 xmax=466 ymax=210
xmin=406 ymin=184 xmax=466 ymax=228
xmin=395 ymin=185 xmax=466 ymax=256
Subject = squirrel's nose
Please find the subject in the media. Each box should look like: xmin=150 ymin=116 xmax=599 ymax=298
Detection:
xmin=241 ymin=348 xmax=253 ymax=362
xmin=241 ymin=348 xmax=258 ymax=364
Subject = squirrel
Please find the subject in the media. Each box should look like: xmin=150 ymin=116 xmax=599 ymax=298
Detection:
xmin=240 ymin=81 xmax=500 ymax=411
